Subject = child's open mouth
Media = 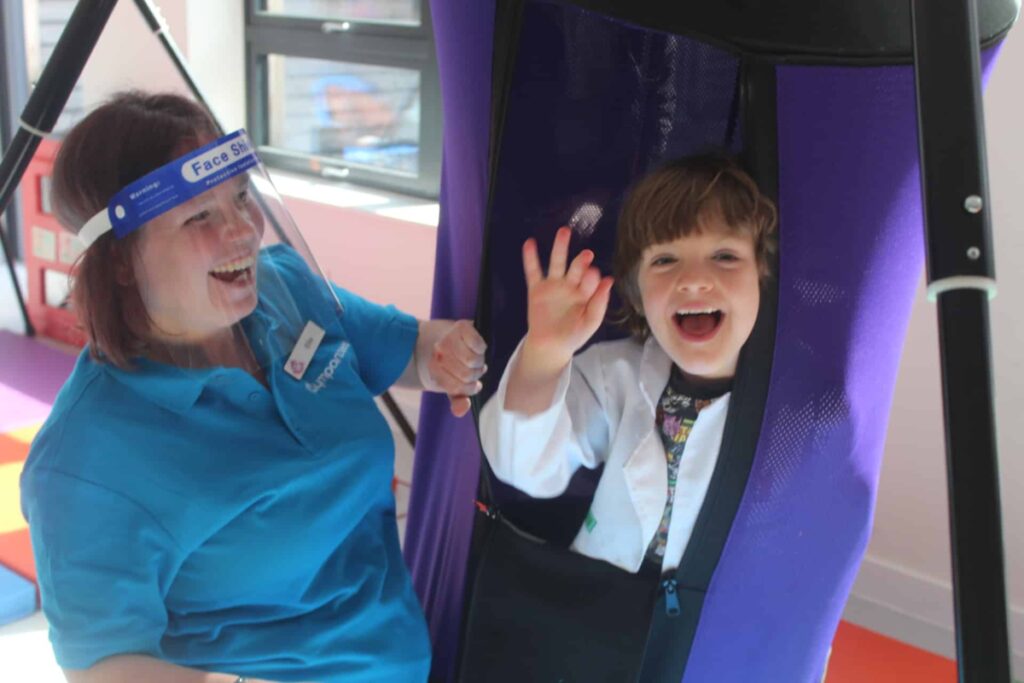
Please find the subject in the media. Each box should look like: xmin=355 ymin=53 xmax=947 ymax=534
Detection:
xmin=209 ymin=255 xmax=256 ymax=286
xmin=673 ymin=308 xmax=724 ymax=341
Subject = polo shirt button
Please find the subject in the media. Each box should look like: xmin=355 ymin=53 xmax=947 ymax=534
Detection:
xmin=248 ymin=392 xmax=261 ymax=402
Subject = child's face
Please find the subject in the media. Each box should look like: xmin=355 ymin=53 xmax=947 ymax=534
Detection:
xmin=636 ymin=220 xmax=760 ymax=384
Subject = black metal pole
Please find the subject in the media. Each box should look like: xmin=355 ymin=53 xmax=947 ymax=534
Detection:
xmin=133 ymin=0 xmax=222 ymax=130
xmin=0 ymin=0 xmax=121 ymax=336
xmin=937 ymin=291 xmax=1008 ymax=682
xmin=910 ymin=1 xmax=1011 ymax=681
xmin=381 ymin=390 xmax=417 ymax=447
xmin=1 ymin=0 xmax=31 ymax=272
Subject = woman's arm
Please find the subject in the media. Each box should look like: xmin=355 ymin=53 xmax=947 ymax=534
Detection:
xmin=395 ymin=319 xmax=487 ymax=417
xmin=64 ymin=655 xmax=275 ymax=683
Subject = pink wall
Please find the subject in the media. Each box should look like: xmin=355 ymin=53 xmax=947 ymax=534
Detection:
xmin=282 ymin=195 xmax=438 ymax=320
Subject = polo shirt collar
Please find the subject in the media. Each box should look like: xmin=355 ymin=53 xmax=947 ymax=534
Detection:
xmin=105 ymin=358 xmax=224 ymax=415
xmin=103 ymin=307 xmax=282 ymax=415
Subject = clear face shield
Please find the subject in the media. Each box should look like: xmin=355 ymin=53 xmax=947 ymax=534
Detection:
xmin=79 ymin=130 xmax=340 ymax=377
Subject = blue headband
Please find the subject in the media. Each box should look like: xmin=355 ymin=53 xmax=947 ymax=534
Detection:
xmin=78 ymin=129 xmax=260 ymax=247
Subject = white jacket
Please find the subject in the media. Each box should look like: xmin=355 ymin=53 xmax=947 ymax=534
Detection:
xmin=479 ymin=336 xmax=729 ymax=574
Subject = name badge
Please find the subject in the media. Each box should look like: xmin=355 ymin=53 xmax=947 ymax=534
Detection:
xmin=284 ymin=321 xmax=326 ymax=380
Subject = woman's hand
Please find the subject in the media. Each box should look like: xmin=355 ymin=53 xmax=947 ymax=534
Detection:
xmin=397 ymin=320 xmax=487 ymax=416
xmin=421 ymin=319 xmax=487 ymax=417
xmin=522 ymin=226 xmax=614 ymax=367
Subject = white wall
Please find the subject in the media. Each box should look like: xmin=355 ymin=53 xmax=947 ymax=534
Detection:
xmin=844 ymin=26 xmax=1024 ymax=674
xmin=76 ymin=1 xmax=192 ymax=108
xmin=67 ymin=1 xmax=244 ymax=129
xmin=183 ymin=1 xmax=246 ymax=131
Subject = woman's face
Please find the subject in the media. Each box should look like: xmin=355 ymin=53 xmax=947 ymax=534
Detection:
xmin=131 ymin=174 xmax=265 ymax=343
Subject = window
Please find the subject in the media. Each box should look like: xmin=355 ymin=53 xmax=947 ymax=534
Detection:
xmin=1 ymin=0 xmax=84 ymax=258
xmin=245 ymin=1 xmax=441 ymax=198
xmin=24 ymin=0 xmax=86 ymax=136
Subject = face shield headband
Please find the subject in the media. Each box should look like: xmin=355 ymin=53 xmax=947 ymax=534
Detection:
xmin=78 ymin=129 xmax=260 ymax=248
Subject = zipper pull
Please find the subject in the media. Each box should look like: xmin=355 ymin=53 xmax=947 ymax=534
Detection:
xmin=662 ymin=578 xmax=681 ymax=617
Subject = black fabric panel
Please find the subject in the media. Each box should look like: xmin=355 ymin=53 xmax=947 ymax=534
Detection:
xmin=555 ymin=0 xmax=1018 ymax=63
xmin=457 ymin=515 xmax=658 ymax=682
xmin=472 ymin=0 xmax=527 ymax=357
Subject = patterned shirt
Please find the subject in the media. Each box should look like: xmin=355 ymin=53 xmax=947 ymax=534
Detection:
xmin=644 ymin=366 xmax=730 ymax=564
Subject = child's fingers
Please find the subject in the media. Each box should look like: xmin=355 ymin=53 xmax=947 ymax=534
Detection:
xmin=548 ymin=226 xmax=572 ymax=279
xmin=565 ymin=249 xmax=594 ymax=287
xmin=522 ymin=239 xmax=543 ymax=288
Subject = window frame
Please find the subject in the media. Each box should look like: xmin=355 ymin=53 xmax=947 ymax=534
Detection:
xmin=244 ymin=0 xmax=442 ymax=199
xmin=0 ymin=0 xmax=30 ymax=258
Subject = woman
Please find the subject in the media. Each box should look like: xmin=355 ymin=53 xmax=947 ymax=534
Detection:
xmin=20 ymin=91 xmax=485 ymax=682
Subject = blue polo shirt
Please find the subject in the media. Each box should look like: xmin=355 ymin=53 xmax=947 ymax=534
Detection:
xmin=20 ymin=246 xmax=431 ymax=681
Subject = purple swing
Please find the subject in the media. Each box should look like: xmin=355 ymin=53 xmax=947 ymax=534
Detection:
xmin=404 ymin=1 xmax=1016 ymax=681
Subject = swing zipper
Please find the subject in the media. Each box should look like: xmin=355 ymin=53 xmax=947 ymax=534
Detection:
xmin=661 ymin=577 xmax=681 ymax=617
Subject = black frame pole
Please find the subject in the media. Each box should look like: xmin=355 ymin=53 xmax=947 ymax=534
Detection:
xmin=0 ymin=0 xmax=120 ymax=336
xmin=1 ymin=0 xmax=31 ymax=273
xmin=133 ymin=0 xmax=220 ymax=127
xmin=910 ymin=1 xmax=1011 ymax=681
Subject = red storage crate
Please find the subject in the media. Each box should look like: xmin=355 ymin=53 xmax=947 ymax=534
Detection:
xmin=20 ymin=139 xmax=85 ymax=349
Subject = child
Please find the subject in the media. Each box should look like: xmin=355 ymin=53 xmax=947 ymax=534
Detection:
xmin=479 ymin=153 xmax=777 ymax=575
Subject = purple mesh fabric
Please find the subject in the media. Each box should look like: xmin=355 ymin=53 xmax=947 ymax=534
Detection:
xmin=402 ymin=1 xmax=493 ymax=680
xmin=408 ymin=0 xmax=1002 ymax=679
xmin=681 ymin=62 xmax=926 ymax=681
xmin=681 ymin=51 xmax=999 ymax=681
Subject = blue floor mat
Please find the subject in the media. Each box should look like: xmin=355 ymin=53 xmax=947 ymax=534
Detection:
xmin=0 ymin=563 xmax=36 ymax=627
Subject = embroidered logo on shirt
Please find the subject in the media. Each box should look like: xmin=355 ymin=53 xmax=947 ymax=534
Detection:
xmin=304 ymin=341 xmax=351 ymax=394
xmin=584 ymin=510 xmax=597 ymax=533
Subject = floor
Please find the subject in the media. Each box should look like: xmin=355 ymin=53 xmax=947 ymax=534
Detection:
xmin=828 ymin=622 xmax=956 ymax=682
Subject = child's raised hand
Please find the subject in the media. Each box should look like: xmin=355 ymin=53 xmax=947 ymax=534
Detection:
xmin=522 ymin=226 xmax=614 ymax=366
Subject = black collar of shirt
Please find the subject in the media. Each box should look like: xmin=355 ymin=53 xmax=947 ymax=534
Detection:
xmin=668 ymin=364 xmax=732 ymax=401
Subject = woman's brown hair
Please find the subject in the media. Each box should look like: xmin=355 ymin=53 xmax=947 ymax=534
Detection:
xmin=52 ymin=91 xmax=219 ymax=367
xmin=612 ymin=153 xmax=778 ymax=339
